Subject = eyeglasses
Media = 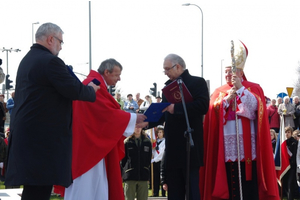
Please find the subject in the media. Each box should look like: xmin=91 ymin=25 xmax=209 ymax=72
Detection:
xmin=163 ymin=64 xmax=176 ymax=73
xmin=53 ymin=36 xmax=64 ymax=45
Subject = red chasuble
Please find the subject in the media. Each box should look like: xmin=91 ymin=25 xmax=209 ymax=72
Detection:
xmin=72 ymin=70 xmax=130 ymax=200
xmin=200 ymin=81 xmax=279 ymax=200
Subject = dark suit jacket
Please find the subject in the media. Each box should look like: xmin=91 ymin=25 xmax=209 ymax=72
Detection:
xmin=5 ymin=44 xmax=96 ymax=187
xmin=152 ymin=70 xmax=209 ymax=169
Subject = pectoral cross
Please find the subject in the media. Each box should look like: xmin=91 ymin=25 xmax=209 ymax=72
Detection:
xmin=246 ymin=158 xmax=251 ymax=165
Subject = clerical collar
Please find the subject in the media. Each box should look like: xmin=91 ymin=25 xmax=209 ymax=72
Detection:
xmin=100 ymin=74 xmax=108 ymax=87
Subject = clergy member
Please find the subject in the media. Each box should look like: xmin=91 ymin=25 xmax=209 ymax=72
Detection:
xmin=200 ymin=40 xmax=279 ymax=200
xmin=64 ymin=58 xmax=147 ymax=200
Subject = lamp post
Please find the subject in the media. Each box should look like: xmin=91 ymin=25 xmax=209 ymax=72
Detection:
xmin=32 ymin=22 xmax=39 ymax=44
xmin=1 ymin=48 xmax=21 ymax=98
xmin=182 ymin=3 xmax=203 ymax=78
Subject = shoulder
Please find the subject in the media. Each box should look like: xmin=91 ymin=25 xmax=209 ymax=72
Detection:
xmin=124 ymin=137 xmax=131 ymax=144
xmin=243 ymin=80 xmax=262 ymax=90
xmin=142 ymin=135 xmax=151 ymax=143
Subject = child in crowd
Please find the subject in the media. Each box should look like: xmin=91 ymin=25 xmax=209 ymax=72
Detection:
xmin=151 ymin=125 xmax=166 ymax=197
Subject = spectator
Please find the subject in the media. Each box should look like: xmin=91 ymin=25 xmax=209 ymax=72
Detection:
xmin=135 ymin=92 xmax=144 ymax=108
xmin=0 ymin=134 xmax=7 ymax=182
xmin=156 ymin=96 xmax=162 ymax=103
xmin=282 ymin=126 xmax=298 ymax=200
xmin=139 ymin=95 xmax=152 ymax=114
xmin=151 ymin=125 xmax=166 ymax=197
xmin=6 ymin=92 xmax=15 ymax=115
xmin=121 ymin=127 xmax=152 ymax=200
xmin=296 ymin=131 xmax=300 ymax=190
xmin=116 ymin=93 xmax=124 ymax=110
xmin=278 ymin=96 xmax=295 ymax=129
xmin=270 ymin=129 xmax=277 ymax=154
xmin=5 ymin=22 xmax=99 ymax=200
xmin=267 ymin=99 xmax=280 ymax=133
xmin=293 ymin=96 xmax=300 ymax=130
xmin=124 ymin=94 xmax=139 ymax=113
xmin=277 ymin=97 xmax=283 ymax=107
xmin=0 ymin=94 xmax=6 ymax=135
xmin=293 ymin=130 xmax=300 ymax=140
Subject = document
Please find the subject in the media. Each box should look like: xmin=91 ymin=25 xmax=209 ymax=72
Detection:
xmin=144 ymin=103 xmax=171 ymax=122
xmin=162 ymin=80 xmax=193 ymax=103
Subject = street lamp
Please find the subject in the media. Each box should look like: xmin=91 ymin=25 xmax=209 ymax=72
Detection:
xmin=182 ymin=3 xmax=203 ymax=78
xmin=32 ymin=22 xmax=39 ymax=44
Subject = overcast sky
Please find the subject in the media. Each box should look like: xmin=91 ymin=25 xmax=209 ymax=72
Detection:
xmin=1 ymin=0 xmax=300 ymax=101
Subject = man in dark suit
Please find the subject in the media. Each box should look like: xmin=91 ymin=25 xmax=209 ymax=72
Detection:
xmin=5 ymin=22 xmax=99 ymax=200
xmin=143 ymin=54 xmax=209 ymax=200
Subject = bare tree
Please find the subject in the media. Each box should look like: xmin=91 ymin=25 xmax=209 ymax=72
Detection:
xmin=294 ymin=61 xmax=300 ymax=97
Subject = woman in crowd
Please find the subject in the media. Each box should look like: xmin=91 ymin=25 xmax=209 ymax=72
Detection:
xmin=270 ymin=129 xmax=277 ymax=154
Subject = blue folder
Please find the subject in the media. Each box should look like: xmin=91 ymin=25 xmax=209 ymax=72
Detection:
xmin=144 ymin=103 xmax=171 ymax=122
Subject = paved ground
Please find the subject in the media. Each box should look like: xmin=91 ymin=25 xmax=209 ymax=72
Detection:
xmin=0 ymin=188 xmax=22 ymax=200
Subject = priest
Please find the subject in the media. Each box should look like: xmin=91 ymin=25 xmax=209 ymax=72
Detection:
xmin=200 ymin=40 xmax=279 ymax=200
xmin=64 ymin=58 xmax=147 ymax=200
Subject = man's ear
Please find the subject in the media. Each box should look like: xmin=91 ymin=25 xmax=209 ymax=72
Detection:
xmin=46 ymin=35 xmax=53 ymax=46
xmin=104 ymin=69 xmax=110 ymax=76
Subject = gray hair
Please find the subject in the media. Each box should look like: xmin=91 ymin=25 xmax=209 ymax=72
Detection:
xmin=97 ymin=58 xmax=123 ymax=75
xmin=164 ymin=54 xmax=186 ymax=69
xmin=293 ymin=96 xmax=299 ymax=100
xmin=283 ymin=96 xmax=290 ymax=102
xmin=35 ymin=23 xmax=64 ymax=41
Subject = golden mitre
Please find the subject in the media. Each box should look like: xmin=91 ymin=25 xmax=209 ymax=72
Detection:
xmin=232 ymin=39 xmax=248 ymax=70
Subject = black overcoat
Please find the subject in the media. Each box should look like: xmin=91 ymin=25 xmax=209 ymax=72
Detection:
xmin=155 ymin=70 xmax=209 ymax=169
xmin=5 ymin=44 xmax=95 ymax=187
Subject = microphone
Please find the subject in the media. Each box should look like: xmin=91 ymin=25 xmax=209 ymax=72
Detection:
xmin=177 ymin=77 xmax=183 ymax=85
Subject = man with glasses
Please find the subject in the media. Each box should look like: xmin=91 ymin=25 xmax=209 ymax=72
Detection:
xmin=5 ymin=22 xmax=99 ymax=200
xmin=141 ymin=54 xmax=210 ymax=200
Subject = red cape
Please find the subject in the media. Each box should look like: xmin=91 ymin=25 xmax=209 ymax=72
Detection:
xmin=55 ymin=70 xmax=130 ymax=199
xmin=200 ymin=81 xmax=279 ymax=200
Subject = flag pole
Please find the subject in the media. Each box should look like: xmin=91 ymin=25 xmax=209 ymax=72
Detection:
xmin=150 ymin=128 xmax=154 ymax=196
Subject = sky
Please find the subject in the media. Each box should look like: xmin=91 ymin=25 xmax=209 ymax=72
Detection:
xmin=1 ymin=0 xmax=300 ymax=101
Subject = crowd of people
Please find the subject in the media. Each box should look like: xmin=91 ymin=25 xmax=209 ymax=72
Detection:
xmin=2 ymin=21 xmax=298 ymax=200
xmin=267 ymin=95 xmax=300 ymax=200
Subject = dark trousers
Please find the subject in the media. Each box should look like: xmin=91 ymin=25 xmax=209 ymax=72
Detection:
xmin=153 ymin=161 xmax=166 ymax=197
xmin=21 ymin=185 xmax=52 ymax=200
xmin=167 ymin=167 xmax=200 ymax=200
xmin=225 ymin=161 xmax=259 ymax=200
xmin=281 ymin=166 xmax=298 ymax=200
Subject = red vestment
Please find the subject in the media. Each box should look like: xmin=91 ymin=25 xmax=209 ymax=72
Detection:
xmin=55 ymin=70 xmax=131 ymax=200
xmin=200 ymin=81 xmax=279 ymax=200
